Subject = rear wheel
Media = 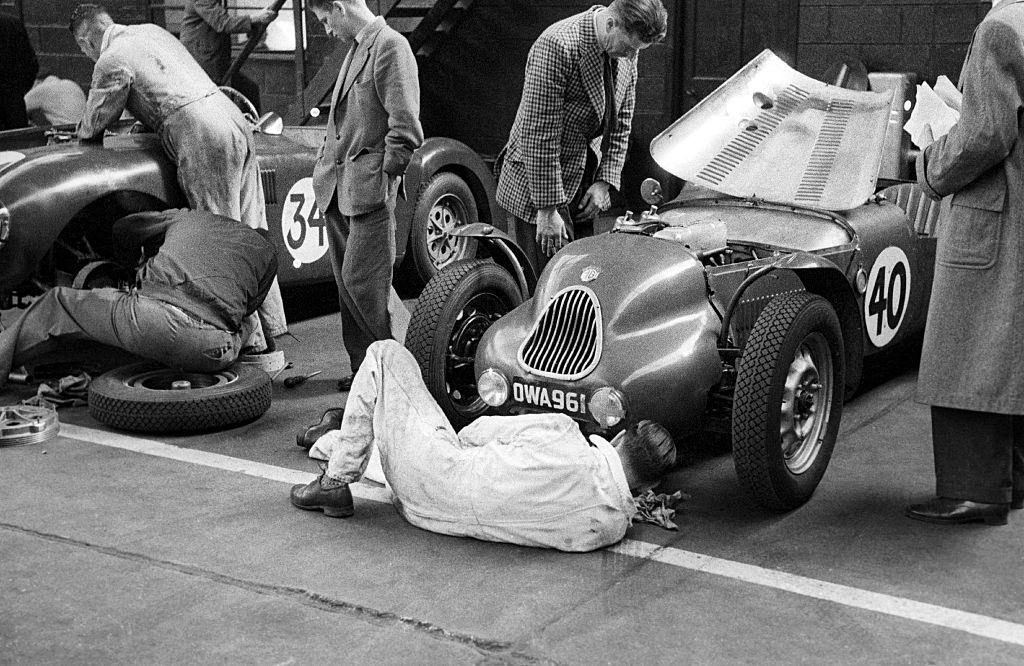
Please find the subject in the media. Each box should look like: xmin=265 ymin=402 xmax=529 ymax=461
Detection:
xmin=406 ymin=172 xmax=479 ymax=288
xmin=731 ymin=292 xmax=845 ymax=510
xmin=406 ymin=259 xmax=522 ymax=429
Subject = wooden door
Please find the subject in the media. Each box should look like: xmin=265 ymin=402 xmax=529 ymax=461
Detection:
xmin=678 ymin=0 xmax=799 ymax=114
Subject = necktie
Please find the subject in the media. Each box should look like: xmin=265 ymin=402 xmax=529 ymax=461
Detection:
xmin=600 ymin=54 xmax=616 ymax=156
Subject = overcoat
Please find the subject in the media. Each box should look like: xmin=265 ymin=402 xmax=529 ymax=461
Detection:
xmin=495 ymin=5 xmax=637 ymax=224
xmin=917 ymin=0 xmax=1024 ymax=414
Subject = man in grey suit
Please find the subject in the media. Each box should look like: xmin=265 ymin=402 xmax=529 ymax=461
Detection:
xmin=495 ymin=0 xmax=666 ymax=274
xmin=308 ymin=0 xmax=423 ymax=390
xmin=906 ymin=0 xmax=1024 ymax=526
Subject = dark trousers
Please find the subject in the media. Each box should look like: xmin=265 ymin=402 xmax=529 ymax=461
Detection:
xmin=932 ymin=406 xmax=1024 ymax=504
xmin=324 ymin=200 xmax=397 ymax=374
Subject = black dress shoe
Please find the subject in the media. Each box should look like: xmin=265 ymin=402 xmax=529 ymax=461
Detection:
xmin=905 ymin=497 xmax=1009 ymax=526
xmin=295 ymin=407 xmax=344 ymax=450
xmin=290 ymin=466 xmax=354 ymax=518
xmin=337 ymin=375 xmax=354 ymax=392
xmin=1012 ymin=491 xmax=1024 ymax=511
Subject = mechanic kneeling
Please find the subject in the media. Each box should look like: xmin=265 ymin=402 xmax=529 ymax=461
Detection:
xmin=0 ymin=209 xmax=277 ymax=388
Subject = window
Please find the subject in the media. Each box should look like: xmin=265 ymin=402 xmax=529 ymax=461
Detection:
xmin=148 ymin=0 xmax=306 ymax=52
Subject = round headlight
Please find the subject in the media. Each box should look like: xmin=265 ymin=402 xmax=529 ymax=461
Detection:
xmin=589 ymin=387 xmax=627 ymax=428
xmin=477 ymin=369 xmax=509 ymax=407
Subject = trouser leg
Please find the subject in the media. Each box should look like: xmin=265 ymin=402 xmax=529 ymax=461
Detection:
xmin=510 ymin=210 xmax=575 ymax=278
xmin=319 ymin=340 xmax=457 ymax=483
xmin=325 ymin=203 xmax=396 ymax=373
xmin=932 ymin=406 xmax=1016 ymax=504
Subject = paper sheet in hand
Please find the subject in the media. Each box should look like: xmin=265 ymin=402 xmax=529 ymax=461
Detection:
xmin=904 ymin=81 xmax=960 ymax=149
xmin=933 ymin=75 xmax=962 ymax=113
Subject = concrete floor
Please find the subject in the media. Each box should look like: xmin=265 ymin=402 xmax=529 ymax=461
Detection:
xmin=2 ymin=297 xmax=1024 ymax=664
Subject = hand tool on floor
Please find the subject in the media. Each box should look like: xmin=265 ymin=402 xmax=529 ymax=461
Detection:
xmin=283 ymin=370 xmax=322 ymax=389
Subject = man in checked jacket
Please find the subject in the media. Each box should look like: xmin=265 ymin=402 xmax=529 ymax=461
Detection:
xmin=495 ymin=0 xmax=667 ymax=274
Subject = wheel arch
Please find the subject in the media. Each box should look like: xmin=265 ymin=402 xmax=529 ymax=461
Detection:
xmin=401 ymin=137 xmax=500 ymax=232
xmin=794 ymin=266 xmax=864 ymax=397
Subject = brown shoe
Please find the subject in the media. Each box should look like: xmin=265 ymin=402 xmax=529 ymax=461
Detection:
xmin=905 ymin=497 xmax=1008 ymax=525
xmin=290 ymin=465 xmax=354 ymax=517
xmin=295 ymin=407 xmax=344 ymax=450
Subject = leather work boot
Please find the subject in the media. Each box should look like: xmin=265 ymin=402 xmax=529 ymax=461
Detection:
xmin=290 ymin=464 xmax=354 ymax=518
xmin=905 ymin=497 xmax=1009 ymax=526
xmin=295 ymin=407 xmax=345 ymax=450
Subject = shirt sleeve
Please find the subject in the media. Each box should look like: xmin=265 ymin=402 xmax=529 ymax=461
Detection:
xmin=595 ymin=57 xmax=636 ymax=190
xmin=78 ymin=59 xmax=133 ymax=139
xmin=520 ymin=33 xmax=571 ymax=209
xmin=919 ymin=18 xmax=1024 ymax=199
xmin=192 ymin=0 xmax=253 ymax=34
xmin=377 ymin=35 xmax=424 ymax=177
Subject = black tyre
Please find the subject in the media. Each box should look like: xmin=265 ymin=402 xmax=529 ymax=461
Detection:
xmin=406 ymin=259 xmax=522 ymax=429
xmin=732 ymin=292 xmax=845 ymax=510
xmin=406 ymin=172 xmax=479 ymax=288
xmin=88 ymin=362 xmax=272 ymax=434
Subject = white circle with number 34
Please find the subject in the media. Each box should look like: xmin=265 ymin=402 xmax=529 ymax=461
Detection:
xmin=863 ymin=246 xmax=911 ymax=348
xmin=281 ymin=177 xmax=329 ymax=268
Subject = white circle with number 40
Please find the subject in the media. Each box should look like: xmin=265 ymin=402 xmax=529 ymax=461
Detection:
xmin=281 ymin=177 xmax=329 ymax=268
xmin=863 ymin=246 xmax=911 ymax=348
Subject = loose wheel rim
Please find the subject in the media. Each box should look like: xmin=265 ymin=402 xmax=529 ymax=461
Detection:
xmin=779 ymin=331 xmax=833 ymax=474
xmin=0 ymin=405 xmax=59 ymax=447
xmin=444 ymin=291 xmax=511 ymax=410
xmin=426 ymin=194 xmax=472 ymax=269
xmin=122 ymin=368 xmax=239 ymax=392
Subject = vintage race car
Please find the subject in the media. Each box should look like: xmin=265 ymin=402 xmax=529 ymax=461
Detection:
xmin=405 ymin=52 xmax=938 ymax=510
xmin=0 ymin=90 xmax=499 ymax=306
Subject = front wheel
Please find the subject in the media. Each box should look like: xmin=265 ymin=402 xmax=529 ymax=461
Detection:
xmin=406 ymin=259 xmax=522 ymax=429
xmin=731 ymin=292 xmax=845 ymax=510
xmin=406 ymin=172 xmax=479 ymax=288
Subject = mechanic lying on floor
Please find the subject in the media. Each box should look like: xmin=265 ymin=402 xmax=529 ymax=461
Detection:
xmin=290 ymin=340 xmax=677 ymax=552
xmin=0 ymin=208 xmax=276 ymax=388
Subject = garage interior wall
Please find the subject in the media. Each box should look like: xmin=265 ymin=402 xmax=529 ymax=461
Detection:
xmin=5 ymin=0 xmax=992 ymax=204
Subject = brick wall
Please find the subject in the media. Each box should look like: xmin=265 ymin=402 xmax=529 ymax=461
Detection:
xmin=797 ymin=0 xmax=991 ymax=84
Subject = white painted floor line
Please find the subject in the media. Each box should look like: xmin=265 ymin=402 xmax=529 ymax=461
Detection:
xmin=62 ymin=423 xmax=1024 ymax=648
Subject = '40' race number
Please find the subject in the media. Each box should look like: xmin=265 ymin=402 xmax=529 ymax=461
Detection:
xmin=281 ymin=177 xmax=329 ymax=269
xmin=863 ymin=246 xmax=911 ymax=348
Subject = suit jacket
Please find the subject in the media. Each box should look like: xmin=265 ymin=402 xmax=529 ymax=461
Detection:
xmin=180 ymin=0 xmax=253 ymax=82
xmin=495 ymin=6 xmax=637 ymax=223
xmin=312 ymin=18 xmax=424 ymax=217
xmin=916 ymin=0 xmax=1024 ymax=413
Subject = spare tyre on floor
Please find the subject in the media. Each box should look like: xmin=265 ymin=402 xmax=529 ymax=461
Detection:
xmin=88 ymin=362 xmax=272 ymax=434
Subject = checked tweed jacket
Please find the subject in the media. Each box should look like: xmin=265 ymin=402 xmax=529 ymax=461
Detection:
xmin=496 ymin=6 xmax=638 ymax=224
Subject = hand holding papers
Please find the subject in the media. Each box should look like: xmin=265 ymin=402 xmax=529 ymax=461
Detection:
xmin=904 ymin=75 xmax=962 ymax=149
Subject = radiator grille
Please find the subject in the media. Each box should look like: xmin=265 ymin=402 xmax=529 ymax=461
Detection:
xmin=517 ymin=286 xmax=602 ymax=380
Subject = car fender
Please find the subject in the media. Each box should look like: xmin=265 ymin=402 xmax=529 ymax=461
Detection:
xmin=0 ymin=136 xmax=182 ymax=292
xmin=450 ymin=222 xmax=536 ymax=299
xmin=398 ymin=137 xmax=500 ymax=240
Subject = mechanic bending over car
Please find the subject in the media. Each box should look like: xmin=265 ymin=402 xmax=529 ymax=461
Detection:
xmin=495 ymin=0 xmax=667 ymax=274
xmin=906 ymin=0 xmax=1024 ymax=527
xmin=307 ymin=0 xmax=424 ymax=392
xmin=289 ymin=340 xmax=676 ymax=552
xmin=0 ymin=209 xmax=276 ymax=390
xmin=70 ymin=3 xmax=287 ymax=353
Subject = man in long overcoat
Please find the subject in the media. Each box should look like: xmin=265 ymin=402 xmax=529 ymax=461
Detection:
xmin=907 ymin=0 xmax=1024 ymax=526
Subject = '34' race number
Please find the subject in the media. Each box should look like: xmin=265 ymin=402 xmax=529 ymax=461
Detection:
xmin=863 ymin=246 xmax=911 ymax=348
xmin=281 ymin=177 xmax=330 ymax=268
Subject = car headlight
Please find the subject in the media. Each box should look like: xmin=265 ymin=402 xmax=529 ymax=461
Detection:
xmin=0 ymin=203 xmax=9 ymax=252
xmin=589 ymin=387 xmax=627 ymax=428
xmin=477 ymin=369 xmax=509 ymax=407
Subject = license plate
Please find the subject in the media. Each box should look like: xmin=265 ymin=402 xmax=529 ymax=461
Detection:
xmin=511 ymin=378 xmax=588 ymax=416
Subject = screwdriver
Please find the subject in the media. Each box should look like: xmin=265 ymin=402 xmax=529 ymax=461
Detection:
xmin=283 ymin=370 xmax=323 ymax=388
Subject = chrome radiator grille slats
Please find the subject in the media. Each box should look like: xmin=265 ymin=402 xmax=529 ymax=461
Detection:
xmin=518 ymin=286 xmax=602 ymax=380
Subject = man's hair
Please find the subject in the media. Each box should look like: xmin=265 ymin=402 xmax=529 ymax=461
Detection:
xmin=69 ymin=4 xmax=111 ymax=34
xmin=617 ymin=420 xmax=676 ymax=485
xmin=305 ymin=0 xmax=333 ymax=11
xmin=609 ymin=0 xmax=668 ymax=44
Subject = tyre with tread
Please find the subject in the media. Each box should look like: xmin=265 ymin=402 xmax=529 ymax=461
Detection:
xmin=405 ymin=172 xmax=479 ymax=288
xmin=732 ymin=291 xmax=845 ymax=510
xmin=88 ymin=362 xmax=272 ymax=433
xmin=406 ymin=259 xmax=522 ymax=429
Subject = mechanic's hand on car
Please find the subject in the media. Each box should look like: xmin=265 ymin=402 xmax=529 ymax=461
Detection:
xmin=535 ymin=207 xmax=568 ymax=257
xmin=577 ymin=180 xmax=612 ymax=223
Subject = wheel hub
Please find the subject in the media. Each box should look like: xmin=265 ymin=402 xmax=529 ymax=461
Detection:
xmin=779 ymin=333 xmax=833 ymax=474
xmin=427 ymin=194 xmax=469 ymax=268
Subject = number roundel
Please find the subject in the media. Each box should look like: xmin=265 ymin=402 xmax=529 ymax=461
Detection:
xmin=281 ymin=177 xmax=329 ymax=268
xmin=863 ymin=246 xmax=911 ymax=348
